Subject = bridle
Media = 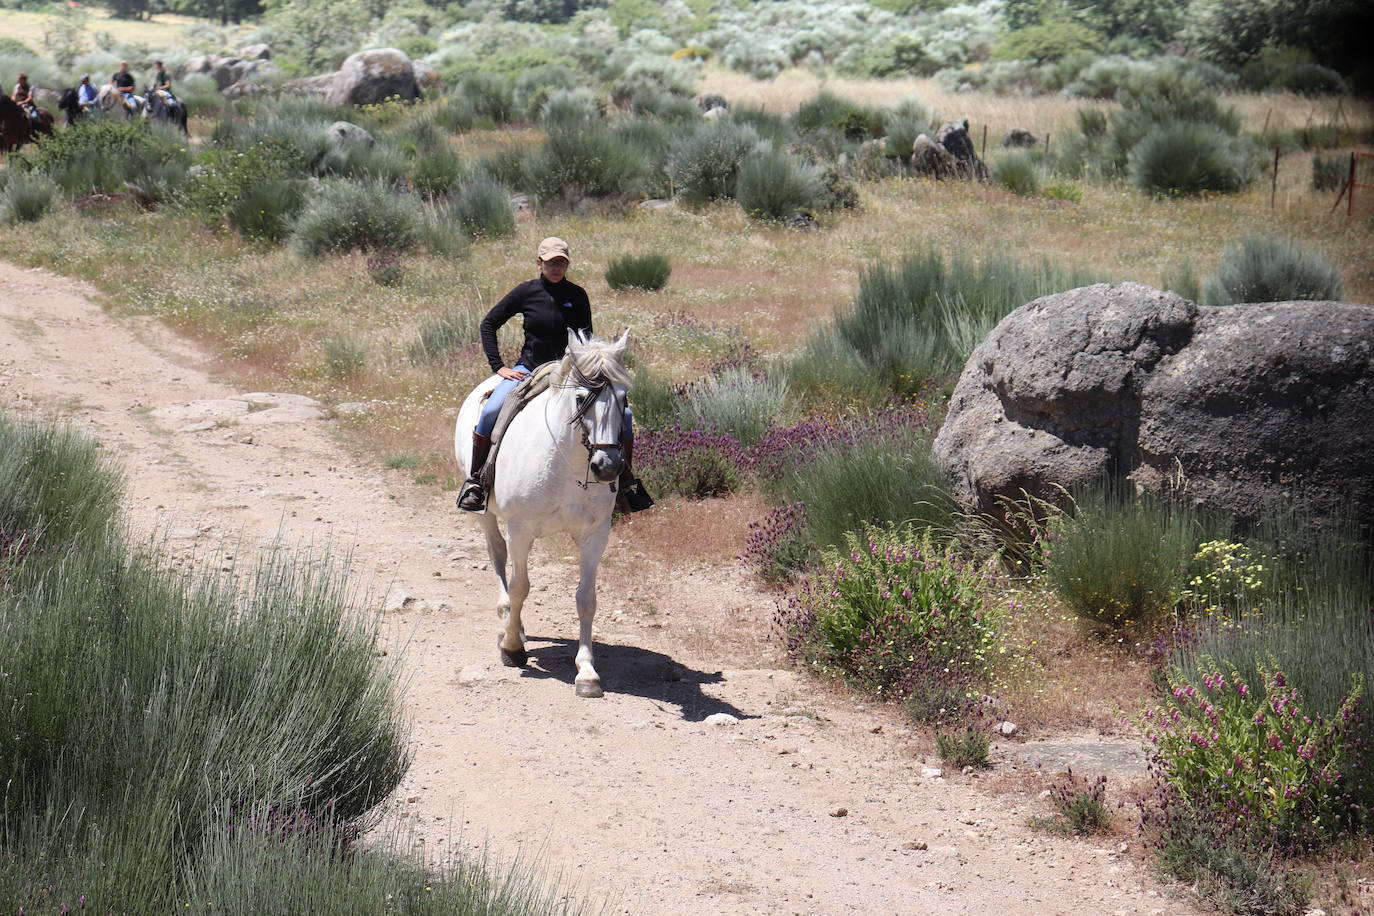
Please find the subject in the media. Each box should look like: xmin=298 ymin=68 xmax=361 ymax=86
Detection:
xmin=558 ymin=365 xmax=625 ymax=490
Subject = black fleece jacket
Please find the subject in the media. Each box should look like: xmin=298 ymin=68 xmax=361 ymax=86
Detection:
xmin=479 ymin=276 xmax=592 ymax=372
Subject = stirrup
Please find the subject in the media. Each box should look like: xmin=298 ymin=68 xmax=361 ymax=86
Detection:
xmin=456 ymin=477 xmax=487 ymax=513
xmin=616 ymin=476 xmax=655 ymax=513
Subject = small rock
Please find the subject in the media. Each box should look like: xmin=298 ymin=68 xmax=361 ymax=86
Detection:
xmin=961 ymin=765 xmax=973 ymax=775
xmin=177 ymin=420 xmax=219 ymax=433
xmin=333 ymin=401 xmax=371 ymax=417
xmin=869 ymin=725 xmax=883 ymax=734
xmin=383 ymin=588 xmax=413 ymax=612
xmin=903 ymin=840 xmax=928 ymax=851
xmin=704 ymin=713 xmax=739 ymax=727
xmin=638 ymin=198 xmax=672 ymax=211
xmin=406 ymin=795 xmax=419 ymax=803
xmin=921 ymin=766 xmax=944 ymax=779
xmin=829 ymin=807 xmax=848 ymax=817
xmin=1303 ymin=910 xmax=1328 ymax=916
xmin=998 ymin=721 xmax=1019 ymax=738
xmin=510 ymin=194 xmax=531 ymax=212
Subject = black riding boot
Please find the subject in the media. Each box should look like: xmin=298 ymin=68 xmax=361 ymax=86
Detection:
xmin=616 ymin=438 xmax=655 ymax=513
xmin=457 ymin=432 xmax=493 ymax=513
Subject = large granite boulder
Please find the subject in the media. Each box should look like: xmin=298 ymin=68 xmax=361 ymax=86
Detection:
xmin=181 ymin=54 xmax=278 ymax=91
xmin=934 ymin=119 xmax=988 ymax=179
xmin=934 ymin=283 xmax=1374 ymax=529
xmin=326 ymin=48 xmax=421 ymax=106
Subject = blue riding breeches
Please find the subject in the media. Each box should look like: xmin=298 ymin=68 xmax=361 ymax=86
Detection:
xmin=475 ymin=364 xmax=634 ymax=440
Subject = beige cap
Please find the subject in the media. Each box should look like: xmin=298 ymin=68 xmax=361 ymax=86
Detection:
xmin=537 ymin=237 xmax=570 ymax=262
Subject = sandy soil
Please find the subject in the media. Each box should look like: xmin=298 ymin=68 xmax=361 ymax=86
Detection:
xmin=0 ymin=260 xmax=1202 ymax=916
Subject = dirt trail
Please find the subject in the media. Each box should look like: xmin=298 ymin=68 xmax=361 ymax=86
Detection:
xmin=0 ymin=260 xmax=1200 ymax=916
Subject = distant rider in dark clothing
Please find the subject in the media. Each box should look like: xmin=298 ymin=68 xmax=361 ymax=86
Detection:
xmin=112 ymin=61 xmax=143 ymax=112
xmin=457 ymin=236 xmax=652 ymax=514
xmin=11 ymin=73 xmax=40 ymax=126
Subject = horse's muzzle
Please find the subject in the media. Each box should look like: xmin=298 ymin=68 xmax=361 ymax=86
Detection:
xmin=589 ymin=448 xmax=622 ymax=483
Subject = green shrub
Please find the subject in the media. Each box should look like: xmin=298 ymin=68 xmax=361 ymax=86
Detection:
xmin=682 ymin=367 xmax=790 ymax=446
xmin=1202 ymin=236 xmax=1343 ymax=305
xmin=0 ymin=415 xmax=122 ymax=570
xmin=459 ymin=72 xmax=516 ymax=124
xmin=528 ymin=122 xmax=643 ymax=203
xmin=1042 ymin=180 xmax=1082 ymax=202
xmin=0 ymin=172 xmax=57 ymax=225
xmin=665 ymin=117 xmax=760 ymax=205
xmin=432 ymin=95 xmax=479 ymax=133
xmin=1163 ymin=258 xmax=1201 ymax=302
xmin=472 ymin=145 xmax=531 ymax=190
xmin=1044 ymin=483 xmax=1197 ymax=631
xmin=1128 ymin=121 xmax=1257 ymax=196
xmin=447 ymin=175 xmax=516 ymax=239
xmin=635 ymin=426 xmax=745 ymax=500
xmin=627 ymin=366 xmax=684 ymax=431
xmin=408 ymin=146 xmax=466 ymax=199
xmin=992 ymin=151 xmax=1041 ymax=196
xmin=1311 ymin=153 xmax=1348 ymax=192
xmin=936 ymin=728 xmax=991 ymax=768
xmin=25 ymin=119 xmax=190 ymax=198
xmin=827 ymin=247 xmax=1098 ymax=395
xmin=778 ymin=525 xmax=1000 ymax=699
xmin=409 ymin=307 xmax=483 ymax=362
xmin=228 ymin=178 xmax=307 ymax=242
xmin=734 ymin=149 xmax=823 ymax=222
xmin=605 ymin=253 xmax=671 ymax=291
xmin=1036 ymin=771 xmax=1112 ymax=835
xmin=323 ymin=336 xmax=367 ymax=378
xmin=792 ymin=91 xmax=874 ymax=140
xmin=289 ymin=180 xmax=424 ymax=257
xmin=539 ymin=87 xmax=601 ymax=128
xmin=994 ymin=21 xmax=1104 ymax=64
xmin=774 ymin=431 xmax=956 ymax=555
xmin=1075 ymin=107 xmax=1108 ymax=138
xmin=1141 ymin=661 xmax=1361 ymax=849
xmin=782 ymin=329 xmax=889 ymax=407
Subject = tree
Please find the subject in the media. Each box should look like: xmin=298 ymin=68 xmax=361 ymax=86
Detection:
xmin=269 ymin=0 xmax=368 ymax=72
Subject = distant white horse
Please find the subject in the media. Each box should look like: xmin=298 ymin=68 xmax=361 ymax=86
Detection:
xmin=96 ymin=84 xmax=138 ymax=118
xmin=454 ymin=330 xmax=631 ymax=698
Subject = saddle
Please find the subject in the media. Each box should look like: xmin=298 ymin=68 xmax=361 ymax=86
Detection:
xmin=477 ymin=362 xmax=557 ymax=493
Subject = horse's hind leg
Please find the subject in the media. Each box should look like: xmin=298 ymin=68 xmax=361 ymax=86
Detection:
xmin=571 ymin=525 xmax=610 ymax=699
xmin=499 ymin=522 xmax=535 ymax=667
xmin=479 ymin=514 xmax=524 ymax=666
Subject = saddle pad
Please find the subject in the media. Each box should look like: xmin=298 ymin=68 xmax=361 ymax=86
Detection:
xmin=479 ymin=362 xmax=557 ymax=491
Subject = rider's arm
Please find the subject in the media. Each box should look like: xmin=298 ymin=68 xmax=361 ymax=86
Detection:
xmin=479 ymin=284 xmax=525 ymax=373
xmin=572 ymin=288 xmax=592 ymax=339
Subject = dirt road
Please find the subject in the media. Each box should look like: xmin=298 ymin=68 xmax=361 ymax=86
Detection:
xmin=0 ymin=260 xmax=1199 ymax=915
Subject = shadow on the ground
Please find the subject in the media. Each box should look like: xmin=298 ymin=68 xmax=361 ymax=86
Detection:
xmin=519 ymin=636 xmax=755 ymax=722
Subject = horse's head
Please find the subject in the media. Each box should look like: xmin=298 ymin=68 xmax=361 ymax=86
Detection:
xmin=558 ymin=329 xmax=632 ymax=483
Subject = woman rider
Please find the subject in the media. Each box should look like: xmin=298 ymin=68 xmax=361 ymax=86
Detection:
xmin=457 ymin=237 xmax=653 ymax=514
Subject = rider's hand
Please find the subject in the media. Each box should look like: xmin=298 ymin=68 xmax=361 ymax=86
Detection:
xmin=497 ymin=367 xmax=529 ymax=381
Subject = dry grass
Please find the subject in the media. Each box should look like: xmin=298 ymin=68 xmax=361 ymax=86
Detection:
xmin=0 ymin=8 xmax=235 ymax=51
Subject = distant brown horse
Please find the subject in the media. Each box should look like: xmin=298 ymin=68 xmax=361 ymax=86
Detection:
xmin=0 ymin=96 xmax=54 ymax=151
xmin=0 ymin=95 xmax=29 ymax=152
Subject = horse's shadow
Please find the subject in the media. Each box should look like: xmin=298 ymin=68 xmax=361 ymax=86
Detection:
xmin=517 ymin=637 xmax=753 ymax=722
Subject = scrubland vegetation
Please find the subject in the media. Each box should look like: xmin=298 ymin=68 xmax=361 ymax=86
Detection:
xmin=3 ymin=0 xmax=1374 ymax=910
xmin=0 ymin=414 xmax=591 ymax=913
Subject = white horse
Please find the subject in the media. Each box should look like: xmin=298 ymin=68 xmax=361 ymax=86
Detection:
xmin=454 ymin=330 xmax=631 ymax=698
xmin=96 ymin=84 xmax=138 ymax=118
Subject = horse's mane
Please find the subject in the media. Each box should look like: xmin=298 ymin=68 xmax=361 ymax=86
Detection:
xmin=552 ymin=332 xmax=632 ymax=390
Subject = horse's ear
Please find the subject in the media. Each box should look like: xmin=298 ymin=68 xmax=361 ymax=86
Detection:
xmin=566 ymin=328 xmax=583 ymax=353
xmin=612 ymin=328 xmax=630 ymax=360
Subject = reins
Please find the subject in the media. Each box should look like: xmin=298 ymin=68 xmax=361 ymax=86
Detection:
xmin=555 ymin=364 xmax=625 ymax=490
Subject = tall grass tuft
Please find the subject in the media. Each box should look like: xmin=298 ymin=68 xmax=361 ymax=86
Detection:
xmin=773 ymin=430 xmax=955 ymax=555
xmin=822 ymin=247 xmax=1098 ymax=395
xmin=1043 ymin=482 xmax=1198 ymax=632
xmin=1128 ymin=122 xmax=1257 ymax=196
xmin=683 ymin=367 xmax=790 ymax=446
xmin=229 ymin=178 xmax=306 ymax=242
xmin=0 ymin=172 xmax=58 ymax=225
xmin=528 ymin=122 xmax=643 ymax=204
xmin=1311 ymin=153 xmax=1347 ymax=192
xmin=992 ymin=151 xmax=1041 ymax=196
xmin=289 ymin=179 xmax=424 ymax=257
xmin=734 ymin=149 xmax=823 ymax=222
xmin=409 ymin=146 xmax=466 ymax=199
xmin=409 ymin=307 xmax=483 ymax=363
xmin=605 ymin=253 xmax=671 ymax=292
xmin=324 ymin=336 xmax=368 ymax=379
xmin=447 ymin=175 xmax=517 ymax=239
xmin=1202 ymin=235 xmax=1344 ymax=305
xmin=665 ymin=117 xmax=760 ymax=206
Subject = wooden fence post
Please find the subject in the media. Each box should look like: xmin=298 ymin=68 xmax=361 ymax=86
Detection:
xmin=1270 ymin=147 xmax=1280 ymax=209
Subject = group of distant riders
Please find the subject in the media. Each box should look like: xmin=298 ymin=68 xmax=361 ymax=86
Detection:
xmin=9 ymin=60 xmax=180 ymax=130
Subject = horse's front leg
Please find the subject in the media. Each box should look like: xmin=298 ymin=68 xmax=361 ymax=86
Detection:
xmin=479 ymin=514 xmax=523 ymax=666
xmin=572 ymin=525 xmax=610 ymax=698
xmin=499 ymin=523 xmax=536 ymax=667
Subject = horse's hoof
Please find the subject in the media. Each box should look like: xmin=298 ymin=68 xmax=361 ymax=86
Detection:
xmin=499 ymin=646 xmax=528 ymax=667
xmin=575 ymin=681 xmax=604 ymax=699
